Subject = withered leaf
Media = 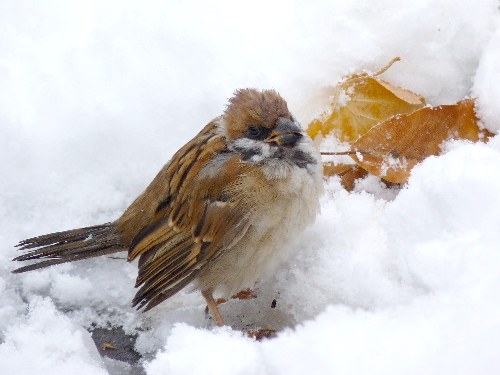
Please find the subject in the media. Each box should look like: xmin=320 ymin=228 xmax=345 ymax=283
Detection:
xmin=322 ymin=162 xmax=353 ymax=177
xmin=322 ymin=163 xmax=368 ymax=191
xmin=307 ymin=57 xmax=425 ymax=142
xmin=350 ymin=99 xmax=493 ymax=184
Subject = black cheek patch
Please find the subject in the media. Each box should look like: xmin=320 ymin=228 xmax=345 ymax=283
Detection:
xmin=241 ymin=148 xmax=261 ymax=162
xmin=291 ymin=150 xmax=317 ymax=168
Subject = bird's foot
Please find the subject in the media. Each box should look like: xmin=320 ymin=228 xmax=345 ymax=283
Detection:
xmin=204 ymin=288 xmax=257 ymax=317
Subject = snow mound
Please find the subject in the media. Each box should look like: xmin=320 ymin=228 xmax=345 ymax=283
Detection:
xmin=0 ymin=298 xmax=107 ymax=375
xmin=473 ymin=27 xmax=500 ymax=133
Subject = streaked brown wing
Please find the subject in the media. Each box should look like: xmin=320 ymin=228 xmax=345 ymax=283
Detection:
xmin=117 ymin=120 xmax=252 ymax=311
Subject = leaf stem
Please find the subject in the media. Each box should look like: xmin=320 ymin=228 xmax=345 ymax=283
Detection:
xmin=374 ymin=56 xmax=401 ymax=77
xmin=320 ymin=150 xmax=368 ymax=156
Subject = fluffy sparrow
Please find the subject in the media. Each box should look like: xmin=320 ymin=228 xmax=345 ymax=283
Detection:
xmin=13 ymin=88 xmax=323 ymax=326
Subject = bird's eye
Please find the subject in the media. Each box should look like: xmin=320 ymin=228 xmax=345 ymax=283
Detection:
xmin=248 ymin=125 xmax=261 ymax=138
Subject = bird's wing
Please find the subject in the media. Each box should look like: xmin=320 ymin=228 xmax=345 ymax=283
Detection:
xmin=117 ymin=120 xmax=253 ymax=311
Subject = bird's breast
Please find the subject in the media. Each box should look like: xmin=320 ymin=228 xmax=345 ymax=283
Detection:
xmin=196 ymin=152 xmax=323 ymax=296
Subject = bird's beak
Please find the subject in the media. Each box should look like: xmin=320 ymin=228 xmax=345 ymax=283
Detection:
xmin=267 ymin=117 xmax=303 ymax=147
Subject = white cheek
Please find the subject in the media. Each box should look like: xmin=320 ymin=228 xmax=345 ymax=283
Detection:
xmin=231 ymin=138 xmax=272 ymax=162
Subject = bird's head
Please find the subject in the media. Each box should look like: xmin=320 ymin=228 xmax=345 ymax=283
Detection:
xmin=221 ymin=88 xmax=317 ymax=169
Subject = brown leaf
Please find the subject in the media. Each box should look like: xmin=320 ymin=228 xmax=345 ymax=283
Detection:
xmin=322 ymin=162 xmax=353 ymax=177
xmin=339 ymin=165 xmax=369 ymax=191
xmin=323 ymin=163 xmax=368 ymax=191
xmin=307 ymin=57 xmax=425 ymax=142
xmin=100 ymin=342 xmax=117 ymax=351
xmin=350 ymin=99 xmax=493 ymax=183
xmin=231 ymin=288 xmax=257 ymax=300
xmin=246 ymin=328 xmax=277 ymax=341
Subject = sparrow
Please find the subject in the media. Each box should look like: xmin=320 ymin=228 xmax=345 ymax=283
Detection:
xmin=13 ymin=88 xmax=323 ymax=326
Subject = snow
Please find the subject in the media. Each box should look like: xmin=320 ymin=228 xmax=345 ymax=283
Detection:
xmin=0 ymin=298 xmax=107 ymax=375
xmin=1 ymin=0 xmax=500 ymax=374
xmin=473 ymin=28 xmax=500 ymax=133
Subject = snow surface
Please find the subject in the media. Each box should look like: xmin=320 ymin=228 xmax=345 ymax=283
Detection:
xmin=1 ymin=0 xmax=500 ymax=374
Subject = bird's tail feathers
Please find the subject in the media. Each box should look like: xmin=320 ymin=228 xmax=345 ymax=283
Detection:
xmin=12 ymin=223 xmax=125 ymax=273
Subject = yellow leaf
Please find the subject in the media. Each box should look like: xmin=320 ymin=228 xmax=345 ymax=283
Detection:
xmin=307 ymin=57 xmax=425 ymax=142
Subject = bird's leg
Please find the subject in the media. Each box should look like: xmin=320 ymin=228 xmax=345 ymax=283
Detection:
xmin=202 ymin=290 xmax=224 ymax=326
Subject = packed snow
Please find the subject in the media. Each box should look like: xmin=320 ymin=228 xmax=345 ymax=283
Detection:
xmin=1 ymin=0 xmax=500 ymax=374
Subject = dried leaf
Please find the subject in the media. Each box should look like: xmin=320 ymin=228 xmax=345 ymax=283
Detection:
xmin=340 ymin=165 xmax=369 ymax=191
xmin=307 ymin=57 xmax=425 ymax=142
xmin=246 ymin=328 xmax=277 ymax=341
xmin=231 ymin=288 xmax=257 ymax=300
xmin=322 ymin=162 xmax=353 ymax=177
xmin=350 ymin=99 xmax=493 ymax=183
xmin=101 ymin=342 xmax=117 ymax=350
xmin=322 ymin=163 xmax=368 ymax=191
